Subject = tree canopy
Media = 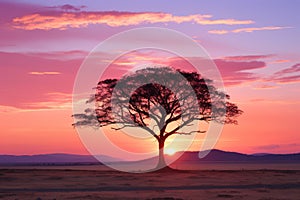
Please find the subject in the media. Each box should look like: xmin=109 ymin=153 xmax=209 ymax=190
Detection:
xmin=73 ymin=67 xmax=243 ymax=169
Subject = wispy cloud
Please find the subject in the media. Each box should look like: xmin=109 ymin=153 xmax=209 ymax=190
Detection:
xmin=48 ymin=4 xmax=86 ymax=12
xmin=249 ymin=98 xmax=300 ymax=104
xmin=274 ymin=63 xmax=300 ymax=76
xmin=272 ymin=75 xmax=300 ymax=84
xmin=253 ymin=84 xmax=278 ymax=90
xmin=268 ymin=63 xmax=300 ymax=84
xmin=208 ymin=30 xmax=229 ymax=35
xmin=232 ymin=26 xmax=291 ymax=33
xmin=255 ymin=144 xmax=280 ymax=150
xmin=0 ymin=51 xmax=88 ymax=109
xmin=0 ymin=92 xmax=72 ymax=113
xmin=165 ymin=56 xmax=266 ymax=86
xmin=254 ymin=143 xmax=300 ymax=152
xmin=209 ymin=26 xmax=290 ymax=34
xmin=102 ymin=50 xmax=268 ymax=87
xmin=272 ymin=59 xmax=290 ymax=64
xmin=0 ymin=105 xmax=20 ymax=113
xmin=213 ymin=59 xmax=266 ymax=86
xmin=12 ymin=11 xmax=254 ymax=30
xmin=21 ymin=92 xmax=72 ymax=110
xmin=27 ymin=50 xmax=88 ymax=60
xmin=28 ymin=71 xmax=61 ymax=75
xmin=222 ymin=54 xmax=274 ymax=61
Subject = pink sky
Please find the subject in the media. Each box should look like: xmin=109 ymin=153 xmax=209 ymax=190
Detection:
xmin=0 ymin=1 xmax=299 ymax=155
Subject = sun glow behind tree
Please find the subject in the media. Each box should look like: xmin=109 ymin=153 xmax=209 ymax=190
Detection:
xmin=73 ymin=67 xmax=242 ymax=171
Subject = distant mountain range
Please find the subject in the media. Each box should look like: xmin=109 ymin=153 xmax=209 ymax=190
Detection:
xmin=0 ymin=149 xmax=299 ymax=166
xmin=174 ymin=149 xmax=300 ymax=163
xmin=0 ymin=153 xmax=115 ymax=166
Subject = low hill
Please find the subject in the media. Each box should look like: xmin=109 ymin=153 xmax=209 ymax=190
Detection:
xmin=174 ymin=149 xmax=300 ymax=163
xmin=0 ymin=154 xmax=118 ymax=166
xmin=1 ymin=149 xmax=299 ymax=166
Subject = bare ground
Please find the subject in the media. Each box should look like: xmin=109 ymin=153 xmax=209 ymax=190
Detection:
xmin=0 ymin=168 xmax=299 ymax=200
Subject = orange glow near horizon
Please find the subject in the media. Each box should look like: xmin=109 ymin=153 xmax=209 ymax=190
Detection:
xmin=0 ymin=1 xmax=299 ymax=157
xmin=165 ymin=148 xmax=177 ymax=156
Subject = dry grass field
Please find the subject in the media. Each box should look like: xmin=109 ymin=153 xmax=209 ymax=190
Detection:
xmin=0 ymin=168 xmax=299 ymax=200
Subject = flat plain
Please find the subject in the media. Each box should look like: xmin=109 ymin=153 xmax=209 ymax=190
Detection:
xmin=0 ymin=167 xmax=300 ymax=200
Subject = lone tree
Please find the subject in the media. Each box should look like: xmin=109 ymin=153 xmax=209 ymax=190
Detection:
xmin=73 ymin=67 xmax=242 ymax=170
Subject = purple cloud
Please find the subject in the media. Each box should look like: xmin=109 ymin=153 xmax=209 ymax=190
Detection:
xmin=269 ymin=63 xmax=300 ymax=84
xmin=48 ymin=4 xmax=87 ymax=12
xmin=274 ymin=63 xmax=300 ymax=76
xmin=222 ymin=54 xmax=274 ymax=61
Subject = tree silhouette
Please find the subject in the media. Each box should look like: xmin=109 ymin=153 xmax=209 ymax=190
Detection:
xmin=73 ymin=67 xmax=243 ymax=170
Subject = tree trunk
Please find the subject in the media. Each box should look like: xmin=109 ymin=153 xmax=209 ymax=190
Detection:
xmin=156 ymin=138 xmax=167 ymax=169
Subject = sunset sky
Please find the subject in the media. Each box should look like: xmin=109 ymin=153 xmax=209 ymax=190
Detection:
xmin=0 ymin=0 xmax=299 ymax=156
